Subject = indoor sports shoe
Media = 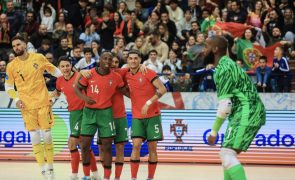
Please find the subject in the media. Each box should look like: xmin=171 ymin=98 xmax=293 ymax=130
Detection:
xmin=81 ymin=177 xmax=91 ymax=180
xmin=46 ymin=169 xmax=55 ymax=180
xmin=91 ymin=174 xmax=102 ymax=180
xmin=41 ymin=170 xmax=47 ymax=180
xmin=69 ymin=175 xmax=79 ymax=180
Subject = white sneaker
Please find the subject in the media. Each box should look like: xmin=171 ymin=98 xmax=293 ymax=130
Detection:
xmin=91 ymin=175 xmax=103 ymax=180
xmin=69 ymin=175 xmax=79 ymax=180
xmin=41 ymin=171 xmax=47 ymax=180
xmin=46 ymin=170 xmax=55 ymax=180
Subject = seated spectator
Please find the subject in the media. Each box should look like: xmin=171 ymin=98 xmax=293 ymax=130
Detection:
xmin=164 ymin=49 xmax=182 ymax=73
xmin=91 ymin=40 xmax=104 ymax=61
xmin=20 ymin=11 xmax=39 ymax=37
xmin=73 ymin=47 xmax=97 ymax=71
xmin=177 ymin=9 xmax=193 ymax=41
xmin=143 ymin=50 xmax=163 ymax=73
xmin=54 ymin=37 xmax=72 ymax=61
xmin=30 ymin=24 xmax=52 ymax=49
xmin=79 ymin=23 xmax=100 ymax=47
xmin=44 ymin=53 xmax=56 ymax=91
xmin=159 ymin=65 xmax=174 ymax=92
xmin=172 ymin=72 xmax=192 ymax=92
xmin=113 ymin=11 xmax=124 ymax=39
xmin=37 ymin=39 xmax=53 ymax=56
xmin=256 ymin=56 xmax=272 ymax=92
xmin=271 ymin=46 xmax=290 ymax=92
xmin=226 ymin=0 xmax=247 ymax=23
xmin=236 ymin=60 xmax=248 ymax=71
xmin=69 ymin=46 xmax=83 ymax=67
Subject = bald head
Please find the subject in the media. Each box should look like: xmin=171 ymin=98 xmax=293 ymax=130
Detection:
xmin=209 ymin=36 xmax=228 ymax=53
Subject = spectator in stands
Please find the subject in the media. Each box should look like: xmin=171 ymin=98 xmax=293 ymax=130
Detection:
xmin=37 ymin=39 xmax=53 ymax=56
xmin=142 ymin=31 xmax=169 ymax=63
xmin=65 ymin=23 xmax=80 ymax=49
xmin=122 ymin=10 xmax=140 ymax=44
xmin=246 ymin=0 xmax=263 ymax=28
xmin=158 ymin=23 xmax=173 ymax=47
xmin=262 ymin=9 xmax=284 ymax=36
xmin=188 ymin=0 xmax=202 ymax=22
xmin=171 ymin=40 xmax=183 ymax=59
xmin=160 ymin=11 xmax=177 ymax=41
xmin=113 ymin=11 xmax=124 ymax=39
xmin=54 ymin=37 xmax=72 ymax=61
xmin=79 ymin=23 xmax=100 ymax=47
xmin=143 ymin=11 xmax=160 ymax=35
xmin=143 ymin=50 xmax=163 ymax=73
xmin=131 ymin=10 xmax=144 ymax=31
xmin=68 ymin=0 xmax=88 ymax=31
xmin=74 ymin=47 xmax=96 ymax=71
xmin=112 ymin=37 xmax=126 ymax=61
xmin=272 ymin=46 xmax=290 ymax=92
xmin=30 ymin=24 xmax=52 ymax=49
xmin=0 ymin=19 xmax=11 ymax=49
xmin=84 ymin=6 xmax=102 ymax=29
xmin=188 ymin=33 xmax=206 ymax=71
xmin=5 ymin=0 xmax=24 ymax=37
xmin=164 ymin=49 xmax=182 ymax=73
xmin=20 ymin=11 xmax=39 ymax=37
xmin=0 ymin=60 xmax=6 ymax=91
xmin=69 ymin=46 xmax=82 ymax=67
xmin=226 ymin=0 xmax=247 ymax=23
xmin=159 ymin=65 xmax=174 ymax=92
xmin=91 ymin=40 xmax=104 ymax=61
xmin=166 ymin=0 xmax=184 ymax=25
xmin=172 ymin=72 xmax=192 ymax=92
xmin=40 ymin=3 xmax=56 ymax=33
xmin=188 ymin=21 xmax=201 ymax=38
xmin=256 ymin=56 xmax=272 ymax=92
xmin=8 ymin=53 xmax=15 ymax=62
xmin=177 ymin=9 xmax=193 ymax=41
xmin=236 ymin=60 xmax=248 ymax=71
xmin=262 ymin=26 xmax=292 ymax=47
xmin=118 ymin=1 xmax=128 ymax=20
xmin=134 ymin=0 xmax=149 ymax=22
xmin=54 ymin=12 xmax=67 ymax=31
xmin=98 ymin=11 xmax=116 ymax=50
xmin=128 ymin=37 xmax=145 ymax=56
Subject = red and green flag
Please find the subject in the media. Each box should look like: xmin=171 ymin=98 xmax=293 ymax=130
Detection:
xmin=236 ymin=39 xmax=281 ymax=70
xmin=212 ymin=22 xmax=250 ymax=37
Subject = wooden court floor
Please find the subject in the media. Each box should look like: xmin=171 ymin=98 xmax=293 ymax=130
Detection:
xmin=0 ymin=161 xmax=294 ymax=180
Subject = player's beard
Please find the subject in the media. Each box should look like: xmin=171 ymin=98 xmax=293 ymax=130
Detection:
xmin=203 ymin=50 xmax=215 ymax=65
xmin=14 ymin=50 xmax=25 ymax=56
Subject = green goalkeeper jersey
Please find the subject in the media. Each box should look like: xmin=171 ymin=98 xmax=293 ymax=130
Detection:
xmin=213 ymin=56 xmax=266 ymax=126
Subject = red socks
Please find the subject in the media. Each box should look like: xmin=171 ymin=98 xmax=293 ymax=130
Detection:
xmin=130 ymin=159 xmax=140 ymax=179
xmin=115 ymin=162 xmax=124 ymax=179
xmin=148 ymin=161 xmax=158 ymax=179
xmin=70 ymin=149 xmax=80 ymax=173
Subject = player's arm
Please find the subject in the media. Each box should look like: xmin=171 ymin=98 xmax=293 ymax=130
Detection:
xmin=40 ymin=54 xmax=63 ymax=77
xmin=4 ymin=65 xmax=23 ymax=108
xmin=211 ymin=98 xmax=232 ymax=135
xmin=118 ymin=85 xmax=130 ymax=97
xmin=49 ymin=89 xmax=61 ymax=98
xmin=74 ymin=78 xmax=96 ymax=105
xmin=141 ymin=77 xmax=167 ymax=116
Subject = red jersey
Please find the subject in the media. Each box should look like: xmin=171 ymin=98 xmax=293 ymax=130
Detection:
xmin=125 ymin=69 xmax=160 ymax=118
xmin=56 ymin=72 xmax=85 ymax=111
xmin=79 ymin=68 xmax=124 ymax=109
xmin=111 ymin=68 xmax=128 ymax=118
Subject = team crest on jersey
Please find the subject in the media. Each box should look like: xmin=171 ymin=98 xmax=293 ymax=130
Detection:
xmin=33 ymin=63 xmax=39 ymax=69
xmin=5 ymin=75 xmax=9 ymax=80
xmin=109 ymin=80 xmax=113 ymax=86
xmin=138 ymin=77 xmax=143 ymax=83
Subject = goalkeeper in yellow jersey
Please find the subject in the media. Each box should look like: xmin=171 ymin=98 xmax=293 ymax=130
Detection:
xmin=5 ymin=36 xmax=62 ymax=180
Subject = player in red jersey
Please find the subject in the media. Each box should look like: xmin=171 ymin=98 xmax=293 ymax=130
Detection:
xmin=51 ymin=56 xmax=100 ymax=180
xmin=74 ymin=52 xmax=129 ymax=180
xmin=98 ymin=56 xmax=129 ymax=180
xmin=125 ymin=50 xmax=167 ymax=180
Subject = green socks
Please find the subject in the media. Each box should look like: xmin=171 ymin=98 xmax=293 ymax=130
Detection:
xmin=225 ymin=164 xmax=246 ymax=180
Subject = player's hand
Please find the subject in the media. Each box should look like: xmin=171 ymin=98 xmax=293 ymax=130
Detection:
xmin=141 ymin=104 xmax=149 ymax=116
xmin=139 ymin=64 xmax=147 ymax=75
xmin=207 ymin=135 xmax=217 ymax=145
xmin=83 ymin=96 xmax=96 ymax=105
xmin=16 ymin=100 xmax=24 ymax=109
xmin=80 ymin=70 xmax=92 ymax=79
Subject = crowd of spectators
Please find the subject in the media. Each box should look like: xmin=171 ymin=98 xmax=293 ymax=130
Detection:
xmin=0 ymin=0 xmax=294 ymax=92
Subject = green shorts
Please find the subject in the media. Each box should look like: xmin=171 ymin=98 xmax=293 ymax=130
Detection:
xmin=80 ymin=107 xmax=116 ymax=138
xmin=222 ymin=123 xmax=261 ymax=151
xmin=97 ymin=117 xmax=128 ymax=144
xmin=131 ymin=115 xmax=163 ymax=141
xmin=69 ymin=110 xmax=83 ymax=138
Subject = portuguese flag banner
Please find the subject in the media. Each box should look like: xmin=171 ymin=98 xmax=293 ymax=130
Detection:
xmin=212 ymin=22 xmax=250 ymax=37
xmin=236 ymin=39 xmax=281 ymax=70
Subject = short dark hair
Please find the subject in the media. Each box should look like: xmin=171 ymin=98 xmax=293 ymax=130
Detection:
xmin=259 ymin=56 xmax=267 ymax=62
xmin=83 ymin=47 xmax=92 ymax=54
xmin=148 ymin=49 xmax=158 ymax=55
xmin=57 ymin=56 xmax=71 ymax=65
xmin=162 ymin=65 xmax=171 ymax=72
xmin=128 ymin=49 xmax=141 ymax=57
xmin=41 ymin=39 xmax=51 ymax=45
xmin=11 ymin=36 xmax=26 ymax=43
